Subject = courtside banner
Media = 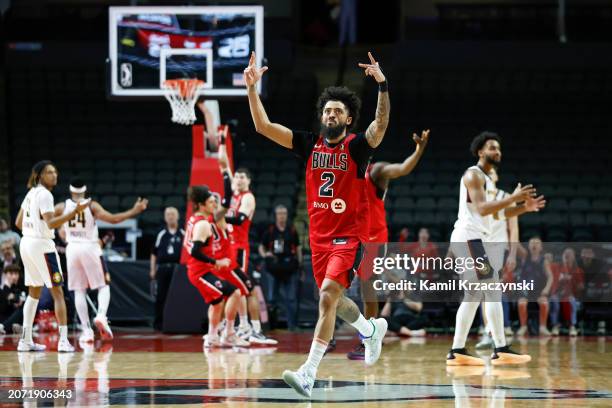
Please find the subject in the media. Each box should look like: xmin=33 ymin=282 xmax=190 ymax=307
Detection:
xmin=358 ymin=242 xmax=612 ymax=303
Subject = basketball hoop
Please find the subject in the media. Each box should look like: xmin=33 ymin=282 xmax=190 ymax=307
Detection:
xmin=162 ymin=79 xmax=205 ymax=125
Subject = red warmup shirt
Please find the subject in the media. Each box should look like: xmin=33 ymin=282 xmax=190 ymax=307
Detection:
xmin=365 ymin=165 xmax=388 ymax=242
xmin=228 ymin=191 xmax=253 ymax=249
xmin=183 ymin=214 xmax=216 ymax=274
xmin=292 ymin=131 xmax=373 ymax=251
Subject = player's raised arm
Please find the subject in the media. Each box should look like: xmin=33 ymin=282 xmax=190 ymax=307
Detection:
xmin=358 ymin=52 xmax=389 ymax=148
xmin=42 ymin=198 xmax=91 ymax=229
xmin=91 ymin=198 xmax=148 ymax=224
xmin=215 ymin=138 xmax=232 ymax=223
xmin=464 ymin=170 xmax=536 ymax=216
xmin=376 ymin=130 xmax=430 ymax=180
xmin=244 ymin=52 xmax=293 ymax=148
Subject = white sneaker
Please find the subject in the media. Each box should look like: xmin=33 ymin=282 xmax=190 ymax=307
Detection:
xmin=361 ymin=318 xmax=388 ymax=366
xmin=57 ymin=338 xmax=75 ymax=353
xmin=94 ymin=316 xmax=113 ymax=340
xmin=569 ymin=326 xmax=578 ymax=337
xmin=539 ymin=326 xmax=551 ymax=337
xmin=551 ymin=325 xmax=560 ymax=336
xmin=248 ymin=331 xmax=278 ymax=345
xmin=516 ymin=326 xmax=528 ymax=336
xmin=217 ymin=320 xmax=227 ymax=337
xmin=79 ymin=328 xmax=94 ymax=343
xmin=475 ymin=333 xmax=494 ymax=349
xmin=203 ymin=334 xmax=222 ymax=348
xmin=221 ymin=333 xmax=250 ymax=348
xmin=0 ymin=323 xmax=5 ymax=335
xmin=504 ymin=327 xmax=514 ymax=337
xmin=236 ymin=325 xmax=252 ymax=340
xmin=282 ymin=366 xmax=315 ymax=398
xmin=17 ymin=339 xmax=46 ymax=352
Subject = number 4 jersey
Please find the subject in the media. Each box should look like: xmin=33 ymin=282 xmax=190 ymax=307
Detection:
xmin=292 ymin=131 xmax=373 ymax=251
xmin=63 ymin=199 xmax=99 ymax=243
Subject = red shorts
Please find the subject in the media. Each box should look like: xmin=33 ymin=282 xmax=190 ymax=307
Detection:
xmin=216 ymin=266 xmax=252 ymax=296
xmin=311 ymin=238 xmax=362 ymax=289
xmin=235 ymin=246 xmax=250 ymax=273
xmin=357 ymin=242 xmax=387 ymax=281
xmin=187 ymin=268 xmax=235 ymax=305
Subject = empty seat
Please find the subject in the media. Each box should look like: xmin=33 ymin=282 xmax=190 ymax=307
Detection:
xmin=568 ymin=198 xmax=591 ymax=211
xmin=415 ymin=197 xmax=436 ymax=210
xmin=391 ymin=212 xmax=413 ymax=226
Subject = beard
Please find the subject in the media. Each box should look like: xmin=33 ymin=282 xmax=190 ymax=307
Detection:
xmin=484 ymin=155 xmax=500 ymax=168
xmin=320 ymin=121 xmax=347 ymax=140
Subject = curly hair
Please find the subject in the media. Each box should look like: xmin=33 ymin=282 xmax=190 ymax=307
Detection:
xmin=188 ymin=185 xmax=212 ymax=207
xmin=470 ymin=131 xmax=501 ymax=157
xmin=316 ymin=86 xmax=361 ymax=130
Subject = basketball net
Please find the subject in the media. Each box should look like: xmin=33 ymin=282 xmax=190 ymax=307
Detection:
xmin=162 ymin=79 xmax=205 ymax=125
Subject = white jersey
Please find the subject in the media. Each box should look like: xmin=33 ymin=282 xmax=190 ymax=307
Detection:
xmin=20 ymin=186 xmax=55 ymax=240
xmin=63 ymin=199 xmax=99 ymax=244
xmin=490 ymin=189 xmax=510 ymax=243
xmin=453 ymin=165 xmax=497 ymax=236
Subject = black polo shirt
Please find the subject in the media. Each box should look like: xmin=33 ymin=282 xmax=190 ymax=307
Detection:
xmin=152 ymin=228 xmax=185 ymax=264
xmin=261 ymin=224 xmax=300 ymax=257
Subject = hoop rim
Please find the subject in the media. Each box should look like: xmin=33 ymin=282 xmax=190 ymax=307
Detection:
xmin=162 ymin=79 xmax=205 ymax=98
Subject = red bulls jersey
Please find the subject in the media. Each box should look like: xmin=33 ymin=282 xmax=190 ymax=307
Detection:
xmin=293 ymin=131 xmax=373 ymax=250
xmin=228 ymin=191 xmax=253 ymax=249
xmin=366 ymin=165 xmax=389 ymax=242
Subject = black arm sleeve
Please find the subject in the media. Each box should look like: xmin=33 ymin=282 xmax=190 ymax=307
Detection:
xmin=221 ymin=171 xmax=232 ymax=209
xmin=348 ymin=132 xmax=375 ymax=177
xmin=225 ymin=212 xmax=248 ymax=225
xmin=291 ymin=130 xmax=317 ymax=160
xmin=191 ymin=240 xmax=216 ymax=264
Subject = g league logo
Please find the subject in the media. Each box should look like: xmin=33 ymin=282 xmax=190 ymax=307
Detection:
xmin=120 ymin=63 xmax=132 ymax=87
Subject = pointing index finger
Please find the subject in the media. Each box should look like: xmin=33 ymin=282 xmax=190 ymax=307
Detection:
xmin=368 ymin=51 xmax=376 ymax=64
xmin=249 ymin=51 xmax=256 ymax=66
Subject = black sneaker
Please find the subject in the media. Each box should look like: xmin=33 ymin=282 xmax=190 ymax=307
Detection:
xmin=347 ymin=342 xmax=365 ymax=360
xmin=446 ymin=348 xmax=485 ymax=366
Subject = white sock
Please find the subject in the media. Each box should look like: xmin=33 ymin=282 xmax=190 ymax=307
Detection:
xmin=225 ymin=319 xmax=235 ymax=337
xmin=239 ymin=314 xmax=249 ymax=329
xmin=452 ymin=301 xmax=480 ymax=349
xmin=208 ymin=322 xmax=218 ymax=338
xmin=22 ymin=296 xmax=39 ymax=343
xmin=484 ymin=301 xmax=506 ymax=348
xmin=59 ymin=325 xmax=68 ymax=341
xmin=74 ymin=290 xmax=91 ymax=330
xmin=350 ymin=314 xmax=374 ymax=338
xmin=303 ymin=338 xmax=328 ymax=374
xmin=251 ymin=320 xmax=261 ymax=333
xmin=97 ymin=285 xmax=111 ymax=318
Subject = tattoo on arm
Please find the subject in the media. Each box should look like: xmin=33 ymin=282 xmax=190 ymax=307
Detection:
xmin=365 ymin=91 xmax=390 ymax=148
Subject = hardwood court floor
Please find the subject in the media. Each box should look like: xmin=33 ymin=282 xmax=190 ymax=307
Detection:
xmin=0 ymin=330 xmax=610 ymax=407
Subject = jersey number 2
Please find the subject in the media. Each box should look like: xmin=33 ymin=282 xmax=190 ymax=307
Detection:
xmin=319 ymin=172 xmax=335 ymax=197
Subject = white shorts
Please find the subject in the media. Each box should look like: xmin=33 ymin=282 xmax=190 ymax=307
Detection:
xmin=66 ymin=242 xmax=108 ymax=290
xmin=20 ymin=237 xmax=64 ymax=288
xmin=450 ymin=227 xmax=505 ymax=283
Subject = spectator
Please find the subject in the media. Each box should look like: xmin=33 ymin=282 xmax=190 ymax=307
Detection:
xmin=0 ymin=265 xmax=27 ymax=335
xmin=0 ymin=218 xmax=20 ymax=247
xmin=150 ymin=207 xmax=184 ymax=331
xmin=579 ymin=247 xmax=610 ymax=335
xmin=516 ymin=237 xmax=553 ymax=336
xmin=0 ymin=239 xmax=21 ymax=277
xmin=259 ymin=205 xmax=302 ymax=331
xmin=404 ymin=228 xmax=439 ymax=279
xmin=549 ymin=248 xmax=583 ymax=336
xmin=380 ymin=292 xmax=427 ymax=337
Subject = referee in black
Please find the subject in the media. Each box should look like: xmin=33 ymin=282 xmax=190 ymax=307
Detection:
xmin=150 ymin=207 xmax=184 ymax=331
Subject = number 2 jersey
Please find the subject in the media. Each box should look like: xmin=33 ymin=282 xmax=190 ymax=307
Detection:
xmin=292 ymin=131 xmax=373 ymax=251
xmin=63 ymin=199 xmax=99 ymax=244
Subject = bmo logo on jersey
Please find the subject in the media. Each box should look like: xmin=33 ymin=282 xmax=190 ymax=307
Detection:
xmin=331 ymin=198 xmax=347 ymax=213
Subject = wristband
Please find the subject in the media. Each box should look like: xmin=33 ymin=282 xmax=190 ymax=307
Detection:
xmin=378 ymin=81 xmax=388 ymax=92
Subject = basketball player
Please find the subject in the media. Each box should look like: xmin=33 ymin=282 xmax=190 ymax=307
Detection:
xmin=245 ymin=51 xmax=390 ymax=397
xmin=225 ymin=159 xmax=276 ymax=345
xmin=54 ymin=178 xmax=148 ymax=343
xmin=475 ymin=167 xmax=518 ymax=349
xmin=15 ymin=161 xmax=87 ymax=352
xmin=183 ymin=185 xmax=248 ymax=348
xmin=447 ymin=132 xmax=545 ymax=366
xmin=347 ymin=129 xmax=430 ymax=360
